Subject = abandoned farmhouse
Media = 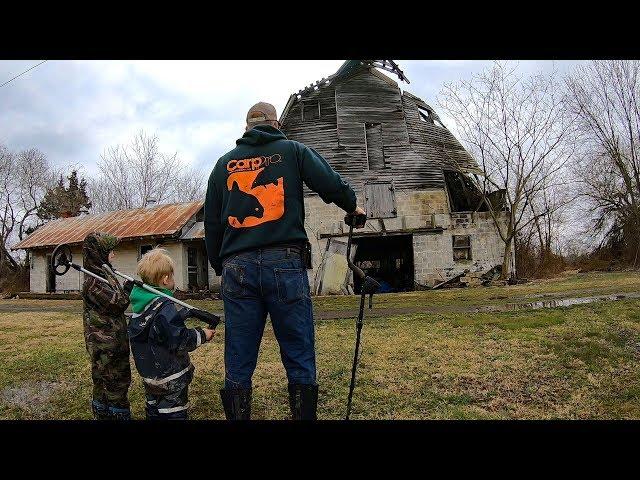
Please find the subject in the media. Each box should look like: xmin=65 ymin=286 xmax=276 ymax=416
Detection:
xmin=13 ymin=60 xmax=509 ymax=295
xmin=13 ymin=202 xmax=213 ymax=294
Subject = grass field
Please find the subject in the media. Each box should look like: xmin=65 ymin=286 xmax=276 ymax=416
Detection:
xmin=1 ymin=271 xmax=640 ymax=420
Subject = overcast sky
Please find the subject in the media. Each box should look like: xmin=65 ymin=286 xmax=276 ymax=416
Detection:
xmin=1 ymin=60 xmax=584 ymax=177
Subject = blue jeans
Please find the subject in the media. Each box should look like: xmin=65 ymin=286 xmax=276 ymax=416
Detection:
xmin=221 ymin=247 xmax=316 ymax=389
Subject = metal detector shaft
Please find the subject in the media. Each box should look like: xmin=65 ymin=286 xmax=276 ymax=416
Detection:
xmin=102 ymin=265 xmax=196 ymax=311
xmin=69 ymin=263 xmax=110 ymax=284
xmin=343 ymin=213 xmax=380 ymax=420
xmin=51 ymin=243 xmax=220 ymax=328
xmin=345 ymin=288 xmax=366 ymax=420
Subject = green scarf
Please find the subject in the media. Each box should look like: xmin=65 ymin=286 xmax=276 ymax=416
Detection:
xmin=129 ymin=284 xmax=174 ymax=314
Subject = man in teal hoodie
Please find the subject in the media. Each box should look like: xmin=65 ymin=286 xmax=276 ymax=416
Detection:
xmin=205 ymin=102 xmax=364 ymax=420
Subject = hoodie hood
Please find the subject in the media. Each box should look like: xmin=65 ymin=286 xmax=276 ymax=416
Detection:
xmin=82 ymin=232 xmax=119 ymax=276
xmin=236 ymin=125 xmax=287 ymax=146
xmin=129 ymin=284 xmax=174 ymax=314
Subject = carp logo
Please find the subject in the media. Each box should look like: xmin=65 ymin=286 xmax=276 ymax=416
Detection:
xmin=226 ymin=154 xmax=285 ymax=228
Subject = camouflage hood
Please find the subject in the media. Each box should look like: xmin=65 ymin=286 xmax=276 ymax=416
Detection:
xmin=83 ymin=232 xmax=119 ymax=276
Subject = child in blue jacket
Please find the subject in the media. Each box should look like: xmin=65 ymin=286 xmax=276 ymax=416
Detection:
xmin=128 ymin=248 xmax=216 ymax=419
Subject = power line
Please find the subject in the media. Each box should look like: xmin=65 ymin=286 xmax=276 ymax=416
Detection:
xmin=0 ymin=60 xmax=48 ymax=88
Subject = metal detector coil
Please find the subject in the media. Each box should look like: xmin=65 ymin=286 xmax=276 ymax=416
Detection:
xmin=51 ymin=244 xmax=73 ymax=276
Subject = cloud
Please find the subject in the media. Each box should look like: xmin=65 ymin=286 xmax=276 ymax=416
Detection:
xmin=0 ymin=59 xmax=583 ymax=178
xmin=1 ymin=60 xmax=352 ymax=176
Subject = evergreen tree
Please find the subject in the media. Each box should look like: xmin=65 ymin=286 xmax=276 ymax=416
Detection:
xmin=37 ymin=170 xmax=92 ymax=220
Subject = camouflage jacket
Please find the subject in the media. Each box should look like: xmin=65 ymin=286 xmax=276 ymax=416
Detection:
xmin=81 ymin=232 xmax=129 ymax=322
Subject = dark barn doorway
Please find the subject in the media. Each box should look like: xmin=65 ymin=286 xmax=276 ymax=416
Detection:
xmin=186 ymin=241 xmax=210 ymax=291
xmin=352 ymin=235 xmax=414 ymax=293
xmin=46 ymin=253 xmax=56 ymax=293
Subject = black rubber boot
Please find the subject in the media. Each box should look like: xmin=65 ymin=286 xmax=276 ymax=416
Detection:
xmin=220 ymin=388 xmax=252 ymax=420
xmin=288 ymin=384 xmax=318 ymax=420
xmin=91 ymin=400 xmax=111 ymax=420
xmin=108 ymin=406 xmax=132 ymax=420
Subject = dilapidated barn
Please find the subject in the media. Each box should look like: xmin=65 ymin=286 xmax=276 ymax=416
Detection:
xmin=281 ymin=60 xmax=511 ymax=293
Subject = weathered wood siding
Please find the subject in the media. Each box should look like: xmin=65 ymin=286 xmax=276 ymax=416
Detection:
xmin=281 ymin=65 xmax=480 ymax=197
xmin=402 ymin=92 xmax=481 ymax=174
xmin=364 ymin=123 xmax=384 ymax=169
xmin=364 ymin=181 xmax=396 ymax=218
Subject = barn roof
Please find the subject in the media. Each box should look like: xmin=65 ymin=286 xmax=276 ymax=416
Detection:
xmin=280 ymin=60 xmax=409 ymax=121
xmin=12 ymin=201 xmax=204 ymax=251
xmin=280 ymin=60 xmax=482 ymax=191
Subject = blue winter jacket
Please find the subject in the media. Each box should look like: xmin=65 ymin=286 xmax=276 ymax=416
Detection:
xmin=128 ymin=297 xmax=207 ymax=393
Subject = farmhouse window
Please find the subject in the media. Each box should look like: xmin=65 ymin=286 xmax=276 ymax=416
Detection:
xmin=365 ymin=122 xmax=385 ymax=170
xmin=452 ymin=235 xmax=472 ymax=261
xmin=302 ymin=101 xmax=320 ymax=121
xmin=139 ymin=244 xmax=153 ymax=260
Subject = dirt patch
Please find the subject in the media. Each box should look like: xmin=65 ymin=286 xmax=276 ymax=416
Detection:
xmin=0 ymin=381 xmax=64 ymax=417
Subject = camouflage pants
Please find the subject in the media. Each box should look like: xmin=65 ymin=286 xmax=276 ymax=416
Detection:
xmin=83 ymin=310 xmax=132 ymax=409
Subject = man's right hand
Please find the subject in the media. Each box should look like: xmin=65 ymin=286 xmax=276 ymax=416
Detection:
xmin=346 ymin=206 xmax=367 ymax=228
xmin=351 ymin=206 xmax=366 ymax=216
xmin=204 ymin=328 xmax=215 ymax=342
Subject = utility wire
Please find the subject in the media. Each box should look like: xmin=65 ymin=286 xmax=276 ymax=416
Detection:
xmin=0 ymin=60 xmax=47 ymax=88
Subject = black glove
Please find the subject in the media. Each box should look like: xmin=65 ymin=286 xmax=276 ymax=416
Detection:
xmin=123 ymin=280 xmax=134 ymax=296
xmin=188 ymin=308 xmax=221 ymax=329
xmin=344 ymin=213 xmax=367 ymax=228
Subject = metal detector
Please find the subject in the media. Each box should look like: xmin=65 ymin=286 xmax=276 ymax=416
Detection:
xmin=50 ymin=244 xmax=221 ymax=328
xmin=343 ymin=212 xmax=380 ymax=420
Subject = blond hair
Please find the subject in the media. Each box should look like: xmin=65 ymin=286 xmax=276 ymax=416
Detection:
xmin=137 ymin=248 xmax=174 ymax=286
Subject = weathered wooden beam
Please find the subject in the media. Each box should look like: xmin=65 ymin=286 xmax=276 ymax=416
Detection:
xmin=319 ymin=227 xmax=444 ymax=239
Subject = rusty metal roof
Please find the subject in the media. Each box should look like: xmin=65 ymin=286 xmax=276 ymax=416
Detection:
xmin=12 ymin=201 xmax=204 ymax=250
xmin=180 ymin=221 xmax=205 ymax=241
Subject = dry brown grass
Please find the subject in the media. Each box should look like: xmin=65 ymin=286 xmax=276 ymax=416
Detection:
xmin=1 ymin=272 xmax=640 ymax=420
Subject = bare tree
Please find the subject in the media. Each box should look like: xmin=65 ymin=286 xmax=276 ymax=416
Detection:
xmin=565 ymin=60 xmax=640 ymax=267
xmin=0 ymin=145 xmax=18 ymax=275
xmin=89 ymin=130 xmax=206 ymax=213
xmin=0 ymin=145 xmax=57 ymax=277
xmin=439 ymin=62 xmax=576 ymax=278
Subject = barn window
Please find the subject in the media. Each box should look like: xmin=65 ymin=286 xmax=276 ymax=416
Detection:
xmin=364 ymin=181 xmax=397 ymax=219
xmin=417 ymin=105 xmax=434 ymax=124
xmin=452 ymin=235 xmax=472 ymax=261
xmin=302 ymin=101 xmax=320 ymax=121
xmin=365 ymin=122 xmax=385 ymax=170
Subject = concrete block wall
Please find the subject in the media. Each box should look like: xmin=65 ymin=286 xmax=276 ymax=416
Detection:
xmin=30 ymin=246 xmax=84 ymax=293
xmin=162 ymin=241 xmax=187 ymax=291
xmin=412 ymin=211 xmax=509 ymax=287
xmin=304 ymin=189 xmax=509 ymax=291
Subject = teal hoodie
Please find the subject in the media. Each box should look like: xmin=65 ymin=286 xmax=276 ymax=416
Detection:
xmin=204 ymin=125 xmax=356 ymax=274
